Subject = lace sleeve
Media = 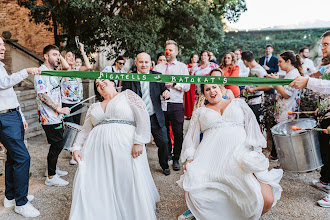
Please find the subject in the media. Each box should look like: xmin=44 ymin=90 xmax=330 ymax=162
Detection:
xmin=237 ymin=99 xmax=266 ymax=152
xmin=180 ymin=107 xmax=203 ymax=163
xmin=70 ymin=103 xmax=96 ymax=152
xmin=126 ymin=90 xmax=151 ymax=145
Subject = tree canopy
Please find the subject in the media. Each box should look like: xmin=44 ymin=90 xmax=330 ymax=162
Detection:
xmin=18 ymin=0 xmax=246 ymax=60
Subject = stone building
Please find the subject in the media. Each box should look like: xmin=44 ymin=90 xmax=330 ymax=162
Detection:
xmin=0 ymin=0 xmax=54 ymax=57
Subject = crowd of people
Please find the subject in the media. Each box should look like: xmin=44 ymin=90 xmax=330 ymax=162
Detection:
xmin=0 ymin=29 xmax=329 ymax=220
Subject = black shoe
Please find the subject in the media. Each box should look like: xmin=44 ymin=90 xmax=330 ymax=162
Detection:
xmin=173 ymin=160 xmax=181 ymax=171
xmin=163 ymin=168 xmax=171 ymax=176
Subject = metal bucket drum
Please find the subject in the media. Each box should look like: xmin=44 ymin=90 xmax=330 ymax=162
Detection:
xmin=63 ymin=122 xmax=82 ymax=150
xmin=271 ymin=118 xmax=323 ymax=172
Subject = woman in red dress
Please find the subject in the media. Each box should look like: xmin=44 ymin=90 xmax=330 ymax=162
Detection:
xmin=220 ymin=52 xmax=240 ymax=98
xmin=184 ymin=53 xmax=199 ymax=119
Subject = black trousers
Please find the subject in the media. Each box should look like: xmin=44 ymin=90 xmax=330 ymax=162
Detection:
xmin=150 ymin=114 xmax=169 ymax=170
xmin=320 ymin=117 xmax=330 ymax=183
xmin=164 ymin=103 xmax=184 ymax=161
xmin=0 ymin=111 xmax=30 ymax=206
xmin=42 ymin=123 xmax=65 ymax=176
xmin=248 ymin=103 xmax=262 ymax=124
xmin=62 ymin=103 xmax=82 ymax=125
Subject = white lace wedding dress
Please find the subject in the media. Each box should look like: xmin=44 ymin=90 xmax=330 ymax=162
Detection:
xmin=69 ymin=90 xmax=159 ymax=220
xmin=178 ymin=99 xmax=283 ymax=220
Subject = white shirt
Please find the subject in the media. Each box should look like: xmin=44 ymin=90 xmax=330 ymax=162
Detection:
xmin=275 ymin=68 xmax=301 ymax=123
xmin=102 ymin=66 xmax=125 ymax=87
xmin=247 ymin=65 xmax=267 ymax=105
xmin=264 ymin=55 xmax=271 ymax=66
xmin=34 ymin=64 xmax=62 ymax=125
xmin=0 ymin=62 xmax=27 ymax=120
xmin=237 ymin=59 xmax=250 ymax=77
xmin=307 ymin=78 xmax=330 ymax=94
xmin=301 ymin=58 xmax=316 ymax=77
xmin=154 ymin=59 xmax=190 ymax=104
xmin=138 ymin=71 xmax=155 ymax=116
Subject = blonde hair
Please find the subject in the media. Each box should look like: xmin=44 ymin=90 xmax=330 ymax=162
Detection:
xmin=166 ymin=40 xmax=178 ymax=50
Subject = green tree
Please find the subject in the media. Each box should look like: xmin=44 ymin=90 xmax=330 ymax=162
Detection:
xmin=17 ymin=0 xmax=246 ymax=60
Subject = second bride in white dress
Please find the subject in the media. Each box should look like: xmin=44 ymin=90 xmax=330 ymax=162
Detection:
xmin=69 ymin=79 xmax=159 ymax=220
xmin=178 ymin=84 xmax=283 ymax=220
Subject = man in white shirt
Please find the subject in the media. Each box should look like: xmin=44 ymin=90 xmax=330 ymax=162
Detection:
xmin=289 ymin=76 xmax=330 ymax=94
xmin=34 ymin=45 xmax=71 ymax=187
xmin=154 ymin=40 xmax=190 ymax=171
xmin=241 ymin=50 xmax=267 ymax=124
xmin=234 ymin=49 xmax=250 ymax=78
xmin=102 ymin=56 xmax=126 ymax=88
xmin=0 ymin=37 xmax=41 ymax=217
xmin=299 ymin=47 xmax=316 ymax=76
xmin=292 ymin=31 xmax=330 ymax=208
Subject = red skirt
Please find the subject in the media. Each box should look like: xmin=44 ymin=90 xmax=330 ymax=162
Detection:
xmin=184 ymin=84 xmax=195 ymax=118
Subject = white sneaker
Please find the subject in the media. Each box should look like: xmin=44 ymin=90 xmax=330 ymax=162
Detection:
xmin=44 ymin=166 xmax=68 ymax=177
xmin=178 ymin=209 xmax=195 ymax=220
xmin=45 ymin=174 xmax=69 ymax=186
xmin=70 ymin=156 xmax=77 ymax=165
xmin=4 ymin=195 xmax=34 ymax=208
xmin=311 ymin=180 xmax=330 ymax=193
xmin=317 ymin=194 xmax=330 ymax=208
xmin=14 ymin=202 xmax=40 ymax=218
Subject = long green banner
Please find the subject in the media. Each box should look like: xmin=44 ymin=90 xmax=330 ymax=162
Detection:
xmin=41 ymin=70 xmax=293 ymax=85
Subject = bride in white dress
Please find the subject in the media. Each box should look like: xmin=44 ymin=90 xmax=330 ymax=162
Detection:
xmin=69 ymin=79 xmax=159 ymax=220
xmin=178 ymin=84 xmax=283 ymax=220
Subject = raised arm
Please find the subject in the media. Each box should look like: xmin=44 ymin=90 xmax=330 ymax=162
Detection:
xmin=78 ymin=43 xmax=92 ymax=71
xmin=0 ymin=68 xmax=40 ymax=90
xmin=60 ymin=55 xmax=70 ymax=70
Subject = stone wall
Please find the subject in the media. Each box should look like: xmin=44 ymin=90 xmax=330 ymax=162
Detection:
xmin=0 ymin=0 xmax=54 ymax=56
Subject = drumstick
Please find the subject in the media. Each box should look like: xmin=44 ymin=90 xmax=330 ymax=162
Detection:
xmin=292 ymin=126 xmax=327 ymax=133
xmin=69 ymin=95 xmax=96 ymax=109
xmin=288 ymin=111 xmax=316 ymax=115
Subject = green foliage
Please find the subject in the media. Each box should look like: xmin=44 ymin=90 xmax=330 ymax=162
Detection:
xmin=217 ymin=28 xmax=330 ymax=61
xmin=18 ymin=0 xmax=246 ymax=58
xmin=17 ymin=0 xmax=246 ymax=60
xmin=299 ymin=89 xmax=319 ymax=118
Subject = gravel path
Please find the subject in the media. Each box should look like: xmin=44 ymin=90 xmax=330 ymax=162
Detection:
xmin=1 ymin=134 xmax=329 ymax=220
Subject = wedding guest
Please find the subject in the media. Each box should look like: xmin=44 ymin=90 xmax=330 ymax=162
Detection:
xmin=220 ymin=52 xmax=240 ymax=98
xmin=34 ymin=45 xmax=71 ymax=186
xmin=154 ymin=40 xmax=190 ymax=171
xmin=60 ymin=43 xmax=92 ymax=165
xmin=122 ymin=53 xmax=171 ymax=175
xmin=193 ymin=50 xmax=219 ymax=110
xmin=184 ymin=53 xmax=199 ymax=119
xmin=234 ymin=49 xmax=250 ymax=77
xmin=156 ymin=52 xmax=167 ymax=64
xmin=0 ymin=37 xmax=40 ymax=218
xmin=264 ymin=51 xmax=304 ymax=161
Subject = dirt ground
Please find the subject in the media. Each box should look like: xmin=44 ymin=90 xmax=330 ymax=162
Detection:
xmin=0 ymin=133 xmax=329 ymax=220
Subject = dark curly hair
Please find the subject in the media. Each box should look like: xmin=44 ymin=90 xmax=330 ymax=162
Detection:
xmin=94 ymin=79 xmax=116 ymax=102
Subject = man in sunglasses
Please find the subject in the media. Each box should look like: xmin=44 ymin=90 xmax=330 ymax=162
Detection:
xmin=102 ymin=56 xmax=126 ymax=88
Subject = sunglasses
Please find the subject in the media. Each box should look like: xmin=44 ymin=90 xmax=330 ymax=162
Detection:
xmin=117 ymin=62 xmax=125 ymax=65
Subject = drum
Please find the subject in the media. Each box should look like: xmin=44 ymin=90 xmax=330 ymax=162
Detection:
xmin=271 ymin=118 xmax=323 ymax=172
xmin=63 ymin=122 xmax=82 ymax=150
